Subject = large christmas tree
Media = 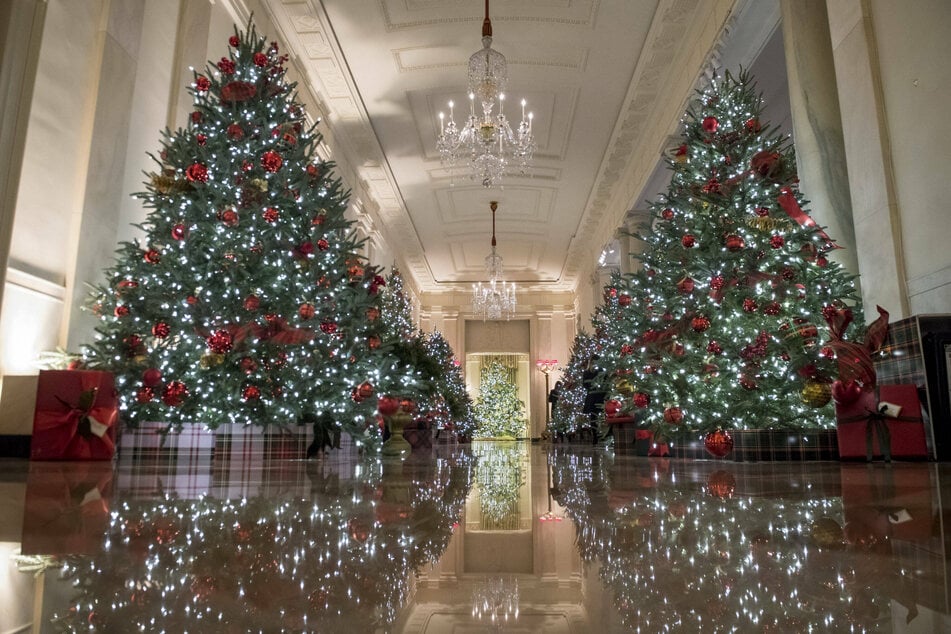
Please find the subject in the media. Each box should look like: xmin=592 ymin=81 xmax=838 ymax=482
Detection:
xmin=473 ymin=360 xmax=525 ymax=438
xmin=597 ymin=70 xmax=860 ymax=437
xmin=82 ymin=23 xmax=421 ymax=448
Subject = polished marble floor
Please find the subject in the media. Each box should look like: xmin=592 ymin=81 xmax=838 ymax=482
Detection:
xmin=2 ymin=442 xmax=950 ymax=633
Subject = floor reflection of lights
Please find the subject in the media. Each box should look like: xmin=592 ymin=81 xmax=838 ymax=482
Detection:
xmin=3 ymin=445 xmax=951 ymax=633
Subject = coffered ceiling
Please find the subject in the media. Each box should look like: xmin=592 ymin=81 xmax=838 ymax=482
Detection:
xmin=259 ymin=0 xmax=742 ymax=297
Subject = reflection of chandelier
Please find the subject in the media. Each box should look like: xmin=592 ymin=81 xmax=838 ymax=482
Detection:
xmin=472 ymin=201 xmax=516 ymax=320
xmin=436 ymin=0 xmax=535 ymax=188
xmin=471 ymin=576 xmax=519 ymax=625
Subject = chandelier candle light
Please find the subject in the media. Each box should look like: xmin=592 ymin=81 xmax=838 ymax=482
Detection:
xmin=436 ymin=0 xmax=536 ymax=188
xmin=472 ymin=201 xmax=516 ymax=320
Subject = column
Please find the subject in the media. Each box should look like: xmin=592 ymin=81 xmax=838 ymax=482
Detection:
xmin=779 ymin=0 xmax=859 ymax=279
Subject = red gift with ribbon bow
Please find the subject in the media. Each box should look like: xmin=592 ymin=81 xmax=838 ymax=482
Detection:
xmin=31 ymin=370 xmax=118 ymax=461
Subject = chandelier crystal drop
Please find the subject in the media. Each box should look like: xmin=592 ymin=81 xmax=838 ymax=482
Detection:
xmin=471 ymin=576 xmax=519 ymax=624
xmin=472 ymin=201 xmax=516 ymax=320
xmin=436 ymin=0 xmax=536 ymax=188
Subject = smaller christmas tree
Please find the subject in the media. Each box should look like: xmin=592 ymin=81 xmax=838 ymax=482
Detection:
xmin=421 ymin=331 xmax=476 ymax=440
xmin=550 ymin=332 xmax=599 ymax=437
xmin=473 ymin=360 xmax=525 ymax=439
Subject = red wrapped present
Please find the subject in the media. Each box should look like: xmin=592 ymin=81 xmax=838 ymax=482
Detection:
xmin=21 ymin=461 xmax=113 ymax=554
xmin=31 ymin=370 xmax=118 ymax=461
xmin=835 ymin=384 xmax=928 ymax=460
xmin=840 ymin=464 xmax=934 ymax=541
xmin=635 ymin=429 xmax=669 ymax=457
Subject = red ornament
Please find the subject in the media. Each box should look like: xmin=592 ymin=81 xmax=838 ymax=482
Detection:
xmin=171 ymin=223 xmax=187 ymax=240
xmin=821 ymin=346 xmax=836 ymax=359
xmin=706 ymin=470 xmax=736 ymax=497
xmin=724 ymin=234 xmax=745 ymax=251
xmin=195 ymin=76 xmax=210 ymax=92
xmin=677 ymin=277 xmax=695 ymax=294
xmin=186 ymin=295 xmax=199 ymax=305
xmin=226 ymin=123 xmax=244 ymax=140
xmin=220 ymin=81 xmax=256 ymax=104
xmin=262 ymin=207 xmax=280 ymax=223
xmin=135 ymin=387 xmax=154 ymax=404
xmin=743 ymin=298 xmax=758 ymax=313
xmin=242 ymin=385 xmax=261 ymax=401
xmin=745 ymin=118 xmax=762 ymax=133
xmin=243 ymin=295 xmax=260 ymax=311
xmin=114 ymin=305 xmax=129 ymax=318
xmin=320 ymin=320 xmax=337 ymax=334
xmin=604 ymin=399 xmax=622 ymax=417
xmin=663 ymin=406 xmax=683 ymax=425
xmin=142 ymin=368 xmax=162 ymax=387
xmin=647 ymin=269 xmax=656 ymax=277
xmin=195 ymin=133 xmax=206 ymax=146
xmin=220 ymin=209 xmax=239 ymax=227
xmin=618 ymin=294 xmax=632 ymax=307
xmin=297 ymin=242 xmax=314 ymax=256
xmin=706 ymin=340 xmax=723 ymax=355
xmin=377 ymin=395 xmax=399 ymax=416
xmin=682 ymin=234 xmax=697 ymax=248
xmin=311 ymin=213 xmax=326 ymax=226
xmin=691 ymin=315 xmax=710 ymax=332
xmin=704 ymin=430 xmax=734 ymax=458
xmin=206 ymin=330 xmax=233 ymax=354
xmin=229 ymin=35 xmax=240 ymax=47
xmin=151 ymin=322 xmax=171 ymax=338
xmin=317 ymin=238 xmax=330 ymax=251
xmin=306 ymin=163 xmax=321 ymax=178
xmin=185 ymin=163 xmax=208 ymax=182
xmin=364 ymin=307 xmax=381 ymax=322
xmin=253 ymin=52 xmax=268 ymax=67
xmin=816 ymin=256 xmax=828 ymax=268
xmin=763 ymin=301 xmax=781 ymax=315
xmin=751 ymin=150 xmax=782 ymax=178
xmin=754 ymin=207 xmax=770 ymax=218
xmin=190 ymin=111 xmax=201 ymax=124
xmin=620 ymin=344 xmax=634 ymax=356
xmin=399 ymin=398 xmax=416 ymax=414
xmin=162 ymin=381 xmax=188 ymax=407
xmin=144 ymin=249 xmax=161 ymax=264
xmin=702 ymin=178 xmax=721 ymax=194
xmin=740 ymin=375 xmax=758 ymax=390
xmin=661 ymin=208 xmax=675 ymax=220
xmin=709 ymin=275 xmax=725 ymax=291
xmin=261 ymin=150 xmax=283 ymax=173
xmin=672 ymin=342 xmax=685 ymax=356
xmin=831 ymin=379 xmax=863 ymax=405
xmin=702 ymin=116 xmax=719 ymax=134
xmin=769 ymin=235 xmax=785 ymax=249
xmin=633 ymin=392 xmax=650 ymax=408
xmin=367 ymin=334 xmax=381 ymax=349
xmin=299 ymin=303 xmax=315 ymax=320
xmin=217 ymin=57 xmax=235 ymax=74
xmin=358 ymin=381 xmax=374 ymax=399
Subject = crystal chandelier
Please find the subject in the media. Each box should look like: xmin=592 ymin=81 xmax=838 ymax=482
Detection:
xmin=472 ymin=201 xmax=516 ymax=320
xmin=471 ymin=576 xmax=519 ymax=625
xmin=436 ymin=0 xmax=536 ymax=188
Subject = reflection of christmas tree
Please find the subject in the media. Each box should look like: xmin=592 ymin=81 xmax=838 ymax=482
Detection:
xmin=51 ymin=451 xmax=474 ymax=632
xmin=81 ymin=22 xmax=428 ymax=449
xmin=549 ymin=451 xmax=919 ymax=632
xmin=473 ymin=360 xmax=525 ymax=438
xmin=550 ymin=332 xmax=598 ymax=436
xmin=473 ymin=442 xmax=524 ymax=527
xmin=595 ymin=71 xmax=861 ymax=438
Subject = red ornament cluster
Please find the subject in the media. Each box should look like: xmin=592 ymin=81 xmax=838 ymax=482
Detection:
xmin=206 ymin=330 xmax=234 ymax=354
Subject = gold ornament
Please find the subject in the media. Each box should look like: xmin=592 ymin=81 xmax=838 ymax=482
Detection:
xmin=800 ymin=379 xmax=832 ymax=408
xmin=150 ymin=172 xmax=193 ymax=195
xmin=614 ymin=378 xmax=635 ymax=396
xmin=810 ymin=517 xmax=843 ymax=548
xmin=746 ymin=216 xmax=793 ymax=232
xmin=250 ymin=178 xmax=268 ymax=192
xmin=200 ymin=353 xmax=225 ymax=369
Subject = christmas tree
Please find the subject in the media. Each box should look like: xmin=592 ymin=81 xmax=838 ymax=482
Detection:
xmin=379 ymin=267 xmax=417 ymax=342
xmin=421 ymin=331 xmax=476 ymax=440
xmin=549 ymin=332 xmax=598 ymax=437
xmin=473 ymin=360 xmax=525 ymax=438
xmin=82 ymin=22 xmax=419 ymax=449
xmin=597 ymin=70 xmax=860 ymax=438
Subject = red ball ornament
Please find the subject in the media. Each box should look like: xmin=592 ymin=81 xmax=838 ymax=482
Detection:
xmin=633 ymin=392 xmax=650 ymax=408
xmin=317 ymin=238 xmax=330 ymax=251
xmin=319 ymin=320 xmax=337 ymax=334
xmin=195 ymin=134 xmax=206 ymax=146
xmin=702 ymin=116 xmax=719 ymax=134
xmin=647 ymin=268 xmax=656 ymax=277
xmin=185 ymin=163 xmax=208 ymax=182
xmin=135 ymin=387 xmax=154 ymax=403
xmin=367 ymin=334 xmax=381 ymax=349
xmin=358 ymin=381 xmax=374 ymax=399
xmin=661 ymin=208 xmax=675 ymax=220
xmin=252 ymin=52 xmax=267 ymax=67
xmin=677 ymin=277 xmax=695 ymax=294
xmin=298 ymin=303 xmax=315 ymax=320
xmin=162 ymin=381 xmax=188 ymax=407
xmin=831 ymin=379 xmax=863 ymax=405
xmin=781 ymin=266 xmax=796 ymax=281
xmin=763 ymin=301 xmax=781 ymax=315
xmin=710 ymin=275 xmax=725 ymax=290
xmin=206 ymin=330 xmax=234 ymax=354
xmin=151 ymin=322 xmax=171 ymax=338
xmin=261 ymin=150 xmax=283 ymax=173
xmin=681 ymin=234 xmax=697 ymax=248
xmin=226 ymin=123 xmax=244 ymax=139
xmin=704 ymin=430 xmax=734 ymax=458
xmin=242 ymin=385 xmax=261 ymax=401
xmin=620 ymin=344 xmax=634 ymax=356
xmin=770 ymin=235 xmax=785 ymax=249
xmin=691 ymin=315 xmax=710 ymax=332
xmin=724 ymin=234 xmax=745 ymax=251
xmin=190 ymin=111 xmax=202 ymax=124
xmin=195 ymin=76 xmax=210 ymax=92
xmin=243 ymin=295 xmax=260 ymax=311
xmin=262 ymin=207 xmax=279 ymax=223
xmin=377 ymin=395 xmax=399 ymax=416
xmin=114 ymin=305 xmax=129 ymax=318
xmin=306 ymin=163 xmax=321 ymax=178
xmin=239 ymin=357 xmax=257 ymax=374
xmin=743 ymin=298 xmax=758 ymax=313
xmin=706 ymin=470 xmax=736 ymax=497
xmin=816 ymin=256 xmax=829 ymax=268
xmin=618 ymin=294 xmax=632 ymax=307
xmin=186 ymin=295 xmax=199 ymax=305
xmin=171 ymin=223 xmax=187 ymax=240
xmin=745 ymin=118 xmax=762 ymax=133
xmin=663 ymin=406 xmax=683 ymax=425
xmin=604 ymin=399 xmax=622 ymax=417
xmin=142 ymin=368 xmax=162 ymax=387
xmin=229 ymin=35 xmax=240 ymax=47
xmin=220 ymin=209 xmax=239 ymax=227
xmin=365 ymin=307 xmax=380 ymax=322
xmin=144 ymin=249 xmax=161 ymax=264
xmin=706 ymin=340 xmax=723 ymax=355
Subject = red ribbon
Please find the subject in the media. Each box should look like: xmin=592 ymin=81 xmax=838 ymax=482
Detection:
xmin=824 ymin=305 xmax=889 ymax=386
xmin=32 ymin=373 xmax=117 ymax=460
xmin=777 ymin=188 xmax=840 ymax=249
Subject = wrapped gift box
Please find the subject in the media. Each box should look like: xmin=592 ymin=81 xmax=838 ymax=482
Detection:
xmin=31 ymin=370 xmax=117 ymax=461
xmin=835 ymin=384 xmax=928 ymax=460
xmin=21 ymin=461 xmax=113 ymax=555
xmin=840 ymin=463 xmax=935 ymax=541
